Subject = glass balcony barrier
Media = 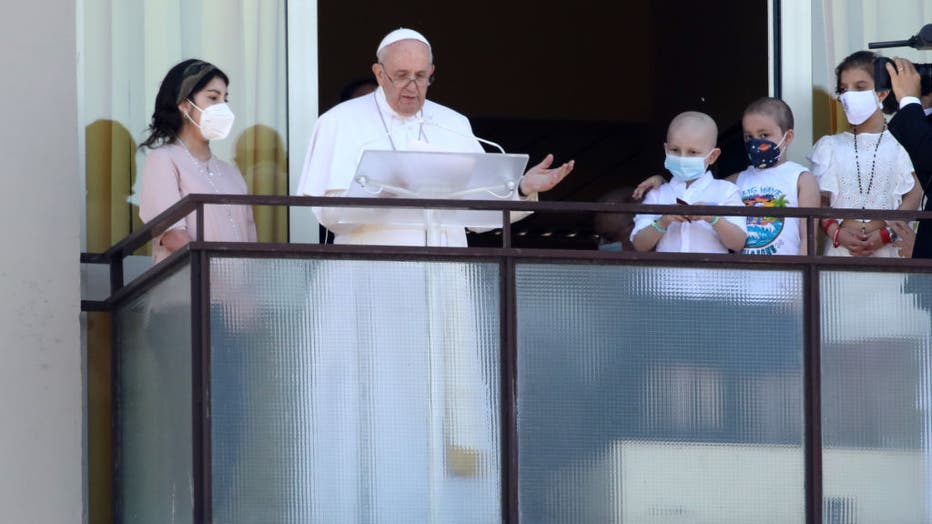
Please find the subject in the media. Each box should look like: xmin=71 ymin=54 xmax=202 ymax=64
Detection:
xmin=83 ymin=194 xmax=932 ymax=524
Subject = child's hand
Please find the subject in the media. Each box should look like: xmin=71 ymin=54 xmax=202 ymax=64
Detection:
xmin=837 ymin=228 xmax=873 ymax=256
xmin=685 ymin=201 xmax=712 ymax=223
xmin=861 ymin=229 xmax=886 ymax=255
xmin=633 ymin=175 xmax=666 ymax=200
xmin=659 ymin=214 xmax=689 ymax=228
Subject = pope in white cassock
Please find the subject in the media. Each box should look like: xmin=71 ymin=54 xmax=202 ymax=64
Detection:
xmin=297 ymin=28 xmax=573 ymax=246
xmin=293 ymin=28 xmax=573 ymax=523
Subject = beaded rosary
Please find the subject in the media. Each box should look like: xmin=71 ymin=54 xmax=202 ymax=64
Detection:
xmin=851 ymin=122 xmax=885 ymax=233
xmin=177 ymin=138 xmax=242 ymax=241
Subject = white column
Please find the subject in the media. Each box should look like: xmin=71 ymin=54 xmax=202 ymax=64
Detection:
xmin=288 ymin=0 xmax=321 ymax=243
xmin=775 ymin=0 xmax=814 ymax=163
xmin=0 ymin=0 xmax=83 ymax=523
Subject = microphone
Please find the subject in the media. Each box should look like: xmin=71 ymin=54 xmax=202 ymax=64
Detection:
xmin=356 ymin=119 xmax=424 ymax=150
xmin=869 ymin=24 xmax=932 ymax=50
xmin=417 ymin=117 xmax=528 ymax=199
xmin=352 ymin=115 xmax=519 ymax=199
xmin=352 ymin=120 xmax=427 ymax=187
xmin=417 ymin=117 xmax=508 ymax=154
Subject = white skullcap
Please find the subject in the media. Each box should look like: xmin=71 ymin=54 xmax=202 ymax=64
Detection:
xmin=376 ymin=28 xmax=431 ymax=56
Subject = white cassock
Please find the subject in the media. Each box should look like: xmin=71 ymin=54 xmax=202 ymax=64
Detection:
xmin=298 ymin=87 xmax=497 ymax=247
xmin=294 ymin=88 xmax=502 ymax=523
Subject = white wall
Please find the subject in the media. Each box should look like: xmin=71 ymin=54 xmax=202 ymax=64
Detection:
xmin=287 ymin=0 xmax=320 ymax=243
xmin=0 ymin=0 xmax=83 ymax=522
xmin=584 ymin=441 xmax=926 ymax=523
xmin=777 ymin=0 xmax=814 ymax=164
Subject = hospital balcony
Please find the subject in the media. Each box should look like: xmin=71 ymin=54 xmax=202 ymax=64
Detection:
xmin=81 ymin=194 xmax=932 ymax=524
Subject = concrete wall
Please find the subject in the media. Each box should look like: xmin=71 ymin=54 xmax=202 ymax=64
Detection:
xmin=0 ymin=0 xmax=83 ymax=522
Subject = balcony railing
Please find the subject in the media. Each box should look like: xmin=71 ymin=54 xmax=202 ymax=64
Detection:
xmin=83 ymin=194 xmax=932 ymax=524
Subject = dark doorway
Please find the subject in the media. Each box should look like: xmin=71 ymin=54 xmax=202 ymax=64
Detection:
xmin=317 ymin=1 xmax=770 ymax=247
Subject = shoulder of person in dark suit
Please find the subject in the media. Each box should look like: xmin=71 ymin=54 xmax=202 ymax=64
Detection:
xmin=889 ymin=102 xmax=932 ymax=188
xmin=889 ymin=102 xmax=932 ymax=148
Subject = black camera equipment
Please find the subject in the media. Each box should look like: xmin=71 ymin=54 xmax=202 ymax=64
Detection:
xmin=869 ymin=24 xmax=932 ymax=94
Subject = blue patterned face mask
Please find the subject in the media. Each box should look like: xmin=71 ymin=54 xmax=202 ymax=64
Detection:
xmin=664 ymin=150 xmax=713 ymax=182
xmin=745 ymin=132 xmax=787 ymax=169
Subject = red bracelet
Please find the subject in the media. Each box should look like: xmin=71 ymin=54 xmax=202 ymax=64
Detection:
xmin=822 ymin=218 xmax=838 ymax=234
xmin=832 ymin=227 xmax=841 ymax=249
xmin=879 ymin=226 xmax=892 ymax=245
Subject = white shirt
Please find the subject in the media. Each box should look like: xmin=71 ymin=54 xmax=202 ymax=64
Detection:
xmin=898 ymin=95 xmax=925 ymax=112
xmin=631 ymin=171 xmax=747 ymax=253
xmin=297 ymin=88 xmax=494 ymax=247
xmin=808 ymin=130 xmax=915 ymax=211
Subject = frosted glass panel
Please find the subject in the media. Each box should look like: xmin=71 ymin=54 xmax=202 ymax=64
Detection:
xmin=517 ymin=264 xmax=805 ymax=523
xmin=209 ymin=257 xmax=502 ymax=524
xmin=116 ymin=264 xmax=192 ymax=524
xmin=821 ymin=272 xmax=932 ymax=524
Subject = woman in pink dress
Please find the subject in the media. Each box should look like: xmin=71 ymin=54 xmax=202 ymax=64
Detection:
xmin=139 ymin=59 xmax=256 ymax=262
xmin=134 ymin=59 xmax=260 ymax=521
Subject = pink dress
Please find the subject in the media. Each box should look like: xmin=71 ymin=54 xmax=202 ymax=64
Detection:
xmin=139 ymin=143 xmax=257 ymax=263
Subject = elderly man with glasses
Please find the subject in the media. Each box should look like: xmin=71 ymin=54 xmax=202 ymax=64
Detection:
xmin=292 ymin=28 xmax=574 ymax=523
xmin=297 ymin=27 xmax=573 ymax=246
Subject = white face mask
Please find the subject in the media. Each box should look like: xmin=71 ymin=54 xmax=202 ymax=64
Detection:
xmin=186 ymin=100 xmax=235 ymax=140
xmin=839 ymin=90 xmax=881 ymax=126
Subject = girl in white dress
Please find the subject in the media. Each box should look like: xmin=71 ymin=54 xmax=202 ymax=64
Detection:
xmin=808 ymin=51 xmax=922 ymax=257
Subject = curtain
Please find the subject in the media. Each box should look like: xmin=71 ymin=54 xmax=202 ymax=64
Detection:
xmin=813 ymin=0 xmax=932 ymax=136
xmin=83 ymin=0 xmax=289 ymax=249
xmin=85 ymin=119 xmax=143 ymax=252
xmin=81 ymin=3 xmax=289 ymax=523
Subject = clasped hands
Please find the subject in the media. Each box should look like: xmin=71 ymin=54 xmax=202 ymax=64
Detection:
xmin=838 ymin=221 xmax=914 ymax=257
xmin=834 ymin=227 xmax=882 ymax=257
xmin=633 ymin=175 xmax=717 ymax=225
xmin=656 ymin=202 xmax=717 ymax=228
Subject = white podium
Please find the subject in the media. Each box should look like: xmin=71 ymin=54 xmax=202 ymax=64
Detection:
xmin=341 ymin=150 xmax=530 ymax=245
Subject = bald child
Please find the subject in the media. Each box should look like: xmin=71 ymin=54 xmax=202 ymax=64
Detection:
xmin=631 ymin=111 xmax=747 ymax=253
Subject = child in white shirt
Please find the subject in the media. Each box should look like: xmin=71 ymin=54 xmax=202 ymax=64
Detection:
xmin=635 ymin=98 xmax=821 ymax=255
xmin=631 ymin=111 xmax=747 ymax=253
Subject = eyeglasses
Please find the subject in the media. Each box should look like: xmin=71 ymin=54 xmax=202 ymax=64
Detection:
xmin=378 ymin=63 xmax=434 ymax=88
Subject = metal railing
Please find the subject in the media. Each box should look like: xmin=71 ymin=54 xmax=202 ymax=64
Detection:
xmin=81 ymin=193 xmax=932 ymax=307
xmin=83 ymin=193 xmax=932 ymax=524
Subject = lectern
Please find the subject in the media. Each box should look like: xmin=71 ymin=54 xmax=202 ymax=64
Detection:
xmin=341 ymin=150 xmax=530 ymax=245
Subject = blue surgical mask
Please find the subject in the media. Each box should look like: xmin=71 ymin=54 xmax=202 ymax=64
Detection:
xmin=745 ymin=132 xmax=788 ymax=169
xmin=664 ymin=150 xmax=713 ymax=182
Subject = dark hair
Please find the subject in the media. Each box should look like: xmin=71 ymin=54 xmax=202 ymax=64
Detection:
xmin=139 ymin=59 xmax=230 ymax=149
xmin=340 ymin=78 xmax=379 ymax=102
xmin=834 ymin=50 xmax=898 ymax=115
xmin=744 ymin=97 xmax=795 ymax=133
